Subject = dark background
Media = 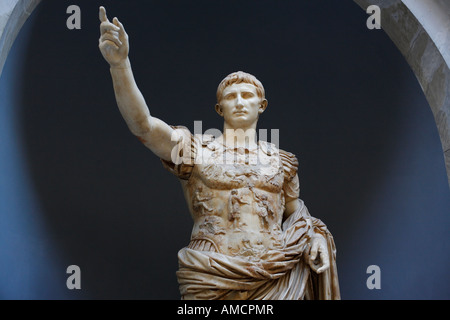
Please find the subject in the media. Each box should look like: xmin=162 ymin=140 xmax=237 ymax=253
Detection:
xmin=0 ymin=0 xmax=449 ymax=299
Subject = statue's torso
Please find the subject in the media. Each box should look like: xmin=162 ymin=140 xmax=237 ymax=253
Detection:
xmin=181 ymin=138 xmax=287 ymax=258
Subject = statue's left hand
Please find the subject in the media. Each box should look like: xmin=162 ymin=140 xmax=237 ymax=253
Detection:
xmin=306 ymin=233 xmax=330 ymax=274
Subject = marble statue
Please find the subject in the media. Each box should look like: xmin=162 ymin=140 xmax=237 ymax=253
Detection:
xmin=98 ymin=6 xmax=340 ymax=300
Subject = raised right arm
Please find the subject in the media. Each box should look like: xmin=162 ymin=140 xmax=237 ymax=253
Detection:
xmin=98 ymin=6 xmax=180 ymax=162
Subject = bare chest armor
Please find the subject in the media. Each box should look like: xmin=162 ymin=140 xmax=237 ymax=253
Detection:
xmin=194 ymin=139 xmax=284 ymax=191
xmin=180 ymin=138 xmax=285 ymax=252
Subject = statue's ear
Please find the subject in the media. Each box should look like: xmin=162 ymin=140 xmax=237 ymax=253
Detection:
xmin=215 ymin=104 xmax=223 ymax=117
xmin=259 ymin=99 xmax=268 ymax=114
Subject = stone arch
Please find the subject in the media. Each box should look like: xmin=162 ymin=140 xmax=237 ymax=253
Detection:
xmin=1 ymin=0 xmax=449 ymax=187
xmin=354 ymin=0 xmax=450 ymax=187
xmin=0 ymin=0 xmax=41 ymax=75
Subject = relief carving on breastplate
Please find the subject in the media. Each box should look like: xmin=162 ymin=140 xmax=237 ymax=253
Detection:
xmin=228 ymin=188 xmax=250 ymax=227
xmin=197 ymin=216 xmax=226 ymax=237
xmin=191 ymin=185 xmax=214 ymax=215
xmin=231 ymin=238 xmax=267 ymax=260
xmin=187 ymin=140 xmax=288 ymax=258
xmin=252 ymin=189 xmax=274 ymax=229
xmin=197 ymin=147 xmax=283 ymax=192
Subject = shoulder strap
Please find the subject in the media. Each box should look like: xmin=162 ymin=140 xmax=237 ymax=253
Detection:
xmin=160 ymin=125 xmax=195 ymax=180
xmin=279 ymin=149 xmax=298 ymax=181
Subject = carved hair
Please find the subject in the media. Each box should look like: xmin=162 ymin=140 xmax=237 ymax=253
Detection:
xmin=216 ymin=71 xmax=265 ymax=103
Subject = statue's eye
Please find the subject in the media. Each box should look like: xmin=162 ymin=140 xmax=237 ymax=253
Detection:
xmin=242 ymin=92 xmax=254 ymax=99
xmin=224 ymin=93 xmax=236 ymax=100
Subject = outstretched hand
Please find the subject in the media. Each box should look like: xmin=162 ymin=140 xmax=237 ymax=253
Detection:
xmin=98 ymin=6 xmax=129 ymax=67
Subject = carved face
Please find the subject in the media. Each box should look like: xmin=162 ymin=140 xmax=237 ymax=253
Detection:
xmin=216 ymin=83 xmax=267 ymax=129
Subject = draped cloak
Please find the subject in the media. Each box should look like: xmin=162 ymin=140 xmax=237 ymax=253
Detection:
xmin=176 ymin=200 xmax=340 ymax=300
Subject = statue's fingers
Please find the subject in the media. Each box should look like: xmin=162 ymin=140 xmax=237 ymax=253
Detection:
xmin=100 ymin=33 xmax=122 ymax=47
xmin=309 ymin=261 xmax=320 ymax=273
xmin=102 ymin=30 xmax=119 ymax=38
xmin=109 ymin=30 xmax=119 ymax=38
xmin=99 ymin=6 xmax=108 ymax=23
xmin=316 ymin=263 xmax=329 ymax=274
xmin=316 ymin=251 xmax=330 ymax=273
xmin=100 ymin=21 xmax=120 ymax=35
xmin=113 ymin=17 xmax=128 ymax=41
xmin=99 ymin=39 xmax=119 ymax=51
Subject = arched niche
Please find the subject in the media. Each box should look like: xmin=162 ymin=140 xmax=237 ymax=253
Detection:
xmin=1 ymin=0 xmax=449 ymax=187
xmin=354 ymin=0 xmax=450 ymax=187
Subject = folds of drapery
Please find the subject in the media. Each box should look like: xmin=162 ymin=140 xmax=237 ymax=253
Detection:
xmin=177 ymin=200 xmax=340 ymax=300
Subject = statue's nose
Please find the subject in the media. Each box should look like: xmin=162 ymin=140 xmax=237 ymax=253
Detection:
xmin=236 ymin=95 xmax=244 ymax=108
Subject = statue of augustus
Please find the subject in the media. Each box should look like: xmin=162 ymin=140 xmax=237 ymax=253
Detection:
xmin=98 ymin=6 xmax=340 ymax=300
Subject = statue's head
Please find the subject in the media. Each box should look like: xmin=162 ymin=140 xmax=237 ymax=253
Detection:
xmin=216 ymin=71 xmax=265 ymax=103
xmin=215 ymin=71 xmax=268 ymax=129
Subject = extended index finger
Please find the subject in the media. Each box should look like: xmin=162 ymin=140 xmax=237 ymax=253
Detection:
xmin=99 ymin=6 xmax=108 ymax=22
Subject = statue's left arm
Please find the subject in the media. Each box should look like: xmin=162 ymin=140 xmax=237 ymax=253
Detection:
xmin=284 ymin=196 xmax=330 ymax=274
xmin=280 ymin=150 xmax=330 ymax=274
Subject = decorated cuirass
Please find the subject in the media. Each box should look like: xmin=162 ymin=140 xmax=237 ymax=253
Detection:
xmin=161 ymin=127 xmax=300 ymax=258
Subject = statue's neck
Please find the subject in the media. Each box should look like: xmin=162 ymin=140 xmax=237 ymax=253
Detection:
xmin=221 ymin=123 xmax=258 ymax=149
